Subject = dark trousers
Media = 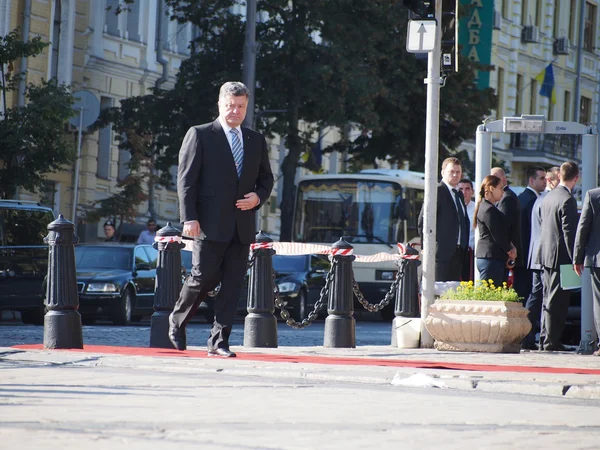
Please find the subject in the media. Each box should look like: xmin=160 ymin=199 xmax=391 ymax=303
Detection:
xmin=170 ymin=238 xmax=249 ymax=350
xmin=512 ymin=267 xmax=532 ymax=304
xmin=436 ymin=246 xmax=464 ymax=282
xmin=461 ymin=247 xmax=474 ymax=281
xmin=523 ymin=269 xmax=543 ymax=346
xmin=591 ymin=268 xmax=600 ymax=349
xmin=541 ymin=267 xmax=571 ymax=349
xmin=476 ymin=258 xmax=505 ymax=288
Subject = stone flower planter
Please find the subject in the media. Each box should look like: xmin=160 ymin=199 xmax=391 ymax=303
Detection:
xmin=424 ymin=300 xmax=532 ymax=353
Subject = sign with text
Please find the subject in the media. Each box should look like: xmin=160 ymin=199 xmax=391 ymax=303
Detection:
xmin=458 ymin=0 xmax=493 ymax=89
xmin=406 ymin=20 xmax=437 ymax=53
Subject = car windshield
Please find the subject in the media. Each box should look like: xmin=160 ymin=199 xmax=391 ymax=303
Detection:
xmin=75 ymin=247 xmax=131 ymax=270
xmin=0 ymin=208 xmax=54 ymax=246
xmin=272 ymin=255 xmax=307 ymax=272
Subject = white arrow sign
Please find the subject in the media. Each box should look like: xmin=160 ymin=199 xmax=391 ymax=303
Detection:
xmin=406 ymin=20 xmax=436 ymax=53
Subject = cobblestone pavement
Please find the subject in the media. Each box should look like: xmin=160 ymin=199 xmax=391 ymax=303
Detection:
xmin=0 ymin=317 xmax=392 ymax=348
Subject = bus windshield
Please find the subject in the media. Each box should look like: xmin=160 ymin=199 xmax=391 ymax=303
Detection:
xmin=293 ymin=178 xmax=419 ymax=245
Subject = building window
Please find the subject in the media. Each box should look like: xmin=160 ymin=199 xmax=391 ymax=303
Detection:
xmin=126 ymin=0 xmax=141 ymax=42
xmin=536 ymin=0 xmax=543 ymax=28
xmin=97 ymin=97 xmax=113 ymax=180
xmin=564 ymin=90 xmax=571 ymax=121
xmin=548 ymin=97 xmax=555 ymax=120
xmin=530 ymin=78 xmax=538 ymax=114
xmin=516 ymin=74 xmax=523 ymax=115
xmin=580 ymin=96 xmax=592 ymax=124
xmin=105 ymin=0 xmax=120 ymax=37
xmin=584 ymin=2 xmax=596 ymax=52
xmin=569 ymin=0 xmax=577 ymax=42
xmin=168 ymin=165 xmax=177 ymax=191
xmin=50 ymin=0 xmax=61 ymax=80
xmin=521 ymin=0 xmax=528 ymax=25
xmin=502 ymin=0 xmax=509 ymax=18
xmin=496 ymin=67 xmax=504 ymax=116
xmin=118 ymin=148 xmax=131 ymax=181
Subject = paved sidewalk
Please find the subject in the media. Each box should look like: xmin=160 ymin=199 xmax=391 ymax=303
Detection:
xmin=4 ymin=343 xmax=600 ymax=399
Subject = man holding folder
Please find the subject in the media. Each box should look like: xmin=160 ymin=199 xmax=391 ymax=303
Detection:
xmin=539 ymin=162 xmax=579 ymax=351
xmin=574 ymin=187 xmax=600 ymax=356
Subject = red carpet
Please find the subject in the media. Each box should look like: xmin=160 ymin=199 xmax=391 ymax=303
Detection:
xmin=13 ymin=344 xmax=600 ymax=376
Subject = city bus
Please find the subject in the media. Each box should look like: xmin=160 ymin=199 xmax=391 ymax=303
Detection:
xmin=291 ymin=169 xmax=425 ymax=320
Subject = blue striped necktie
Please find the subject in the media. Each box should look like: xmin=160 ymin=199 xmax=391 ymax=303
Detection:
xmin=229 ymin=128 xmax=244 ymax=178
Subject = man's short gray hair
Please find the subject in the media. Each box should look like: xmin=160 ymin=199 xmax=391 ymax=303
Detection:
xmin=219 ymin=81 xmax=250 ymax=100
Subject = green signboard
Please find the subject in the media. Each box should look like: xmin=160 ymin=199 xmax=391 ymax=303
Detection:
xmin=459 ymin=0 xmax=493 ymax=90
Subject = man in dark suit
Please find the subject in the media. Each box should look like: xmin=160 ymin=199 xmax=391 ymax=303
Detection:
xmin=522 ymin=167 xmax=559 ymax=350
xmin=169 ymin=81 xmax=274 ymax=357
xmin=539 ymin=161 xmax=579 ymax=351
xmin=517 ymin=167 xmax=547 ymax=302
xmin=574 ymin=187 xmax=600 ymax=356
xmin=418 ymin=157 xmax=469 ymax=281
xmin=490 ymin=167 xmax=522 ymax=287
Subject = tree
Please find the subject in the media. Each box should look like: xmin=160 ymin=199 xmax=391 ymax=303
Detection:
xmin=99 ymin=0 xmax=495 ymax=241
xmin=0 ymin=30 xmax=76 ymax=199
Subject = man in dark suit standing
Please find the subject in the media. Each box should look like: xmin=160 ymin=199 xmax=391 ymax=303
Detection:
xmin=517 ymin=167 xmax=547 ymax=301
xmin=490 ymin=167 xmax=522 ymax=286
xmin=573 ymin=187 xmax=600 ymax=356
xmin=539 ymin=161 xmax=579 ymax=351
xmin=169 ymin=81 xmax=274 ymax=357
xmin=418 ymin=157 xmax=469 ymax=281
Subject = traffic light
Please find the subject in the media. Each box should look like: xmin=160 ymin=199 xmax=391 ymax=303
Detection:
xmin=441 ymin=0 xmax=458 ymax=73
xmin=403 ymin=0 xmax=435 ymax=20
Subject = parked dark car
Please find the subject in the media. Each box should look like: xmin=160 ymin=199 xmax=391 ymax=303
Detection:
xmin=75 ymin=243 xmax=158 ymax=325
xmin=238 ymin=254 xmax=331 ymax=321
xmin=0 ymin=200 xmax=54 ymax=325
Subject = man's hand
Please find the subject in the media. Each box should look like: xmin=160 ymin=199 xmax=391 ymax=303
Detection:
xmin=236 ymin=192 xmax=259 ymax=211
xmin=183 ymin=220 xmax=201 ymax=238
xmin=574 ymin=264 xmax=584 ymax=276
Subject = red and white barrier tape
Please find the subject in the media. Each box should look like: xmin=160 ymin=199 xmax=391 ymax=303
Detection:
xmin=154 ymin=235 xmax=183 ymax=244
xmin=249 ymin=241 xmax=420 ymax=263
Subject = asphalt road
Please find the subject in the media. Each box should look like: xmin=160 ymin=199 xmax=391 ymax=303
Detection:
xmin=0 ymin=317 xmax=394 ymax=348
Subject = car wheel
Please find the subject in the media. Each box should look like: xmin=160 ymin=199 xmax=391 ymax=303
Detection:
xmin=112 ymin=288 xmax=134 ymax=326
xmin=380 ymin=303 xmax=395 ymax=321
xmin=292 ymin=290 xmax=307 ymax=322
xmin=21 ymin=306 xmax=45 ymax=326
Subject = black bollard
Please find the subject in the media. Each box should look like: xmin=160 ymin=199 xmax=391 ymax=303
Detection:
xmin=391 ymin=243 xmax=422 ymax=347
xmin=323 ymin=237 xmax=356 ymax=348
xmin=243 ymin=231 xmax=278 ymax=347
xmin=150 ymin=222 xmax=186 ymax=349
xmin=43 ymin=215 xmax=83 ymax=349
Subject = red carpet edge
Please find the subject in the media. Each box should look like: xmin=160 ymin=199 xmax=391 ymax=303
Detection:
xmin=12 ymin=344 xmax=600 ymax=376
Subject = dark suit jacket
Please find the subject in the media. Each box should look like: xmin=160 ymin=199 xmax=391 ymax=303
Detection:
xmin=418 ymin=182 xmax=470 ymax=263
xmin=574 ymin=188 xmax=600 ymax=267
xmin=475 ymin=199 xmax=512 ymax=260
xmin=518 ymin=187 xmax=538 ymax=268
xmin=496 ymin=186 xmax=522 ymax=267
xmin=177 ymin=119 xmax=274 ymax=244
xmin=539 ymin=185 xmax=579 ymax=270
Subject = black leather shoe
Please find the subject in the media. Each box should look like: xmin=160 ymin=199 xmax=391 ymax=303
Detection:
xmin=168 ymin=326 xmax=187 ymax=351
xmin=207 ymin=348 xmax=236 ymax=358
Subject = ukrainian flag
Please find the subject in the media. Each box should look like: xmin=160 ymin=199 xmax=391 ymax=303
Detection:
xmin=535 ymin=63 xmax=556 ymax=104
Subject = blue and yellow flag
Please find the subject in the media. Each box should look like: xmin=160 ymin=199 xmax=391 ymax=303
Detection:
xmin=535 ymin=63 xmax=556 ymax=104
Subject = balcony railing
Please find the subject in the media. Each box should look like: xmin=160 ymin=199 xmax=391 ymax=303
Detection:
xmin=510 ymin=133 xmax=582 ymax=161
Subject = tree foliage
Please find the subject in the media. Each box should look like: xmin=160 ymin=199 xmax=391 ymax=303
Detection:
xmin=0 ymin=30 xmax=76 ymax=199
xmin=99 ymin=0 xmax=495 ymax=240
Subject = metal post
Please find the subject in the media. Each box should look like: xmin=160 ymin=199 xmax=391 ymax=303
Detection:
xmin=242 ymin=0 xmax=257 ymax=129
xmin=71 ymin=107 xmax=84 ymax=227
xmin=474 ymin=123 xmax=493 ymax=282
xmin=420 ymin=0 xmax=443 ymax=348
xmin=579 ymin=131 xmax=598 ymax=353
xmin=391 ymin=245 xmax=421 ymax=347
xmin=323 ymin=238 xmax=356 ymax=348
xmin=243 ymin=231 xmax=278 ymax=347
xmin=150 ymin=223 xmax=185 ymax=348
xmin=43 ymin=215 xmax=83 ymax=349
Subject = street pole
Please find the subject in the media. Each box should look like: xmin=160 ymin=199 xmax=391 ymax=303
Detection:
xmin=419 ymin=0 xmax=443 ymax=348
xmin=71 ymin=107 xmax=84 ymax=228
xmin=242 ymin=0 xmax=257 ymax=129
